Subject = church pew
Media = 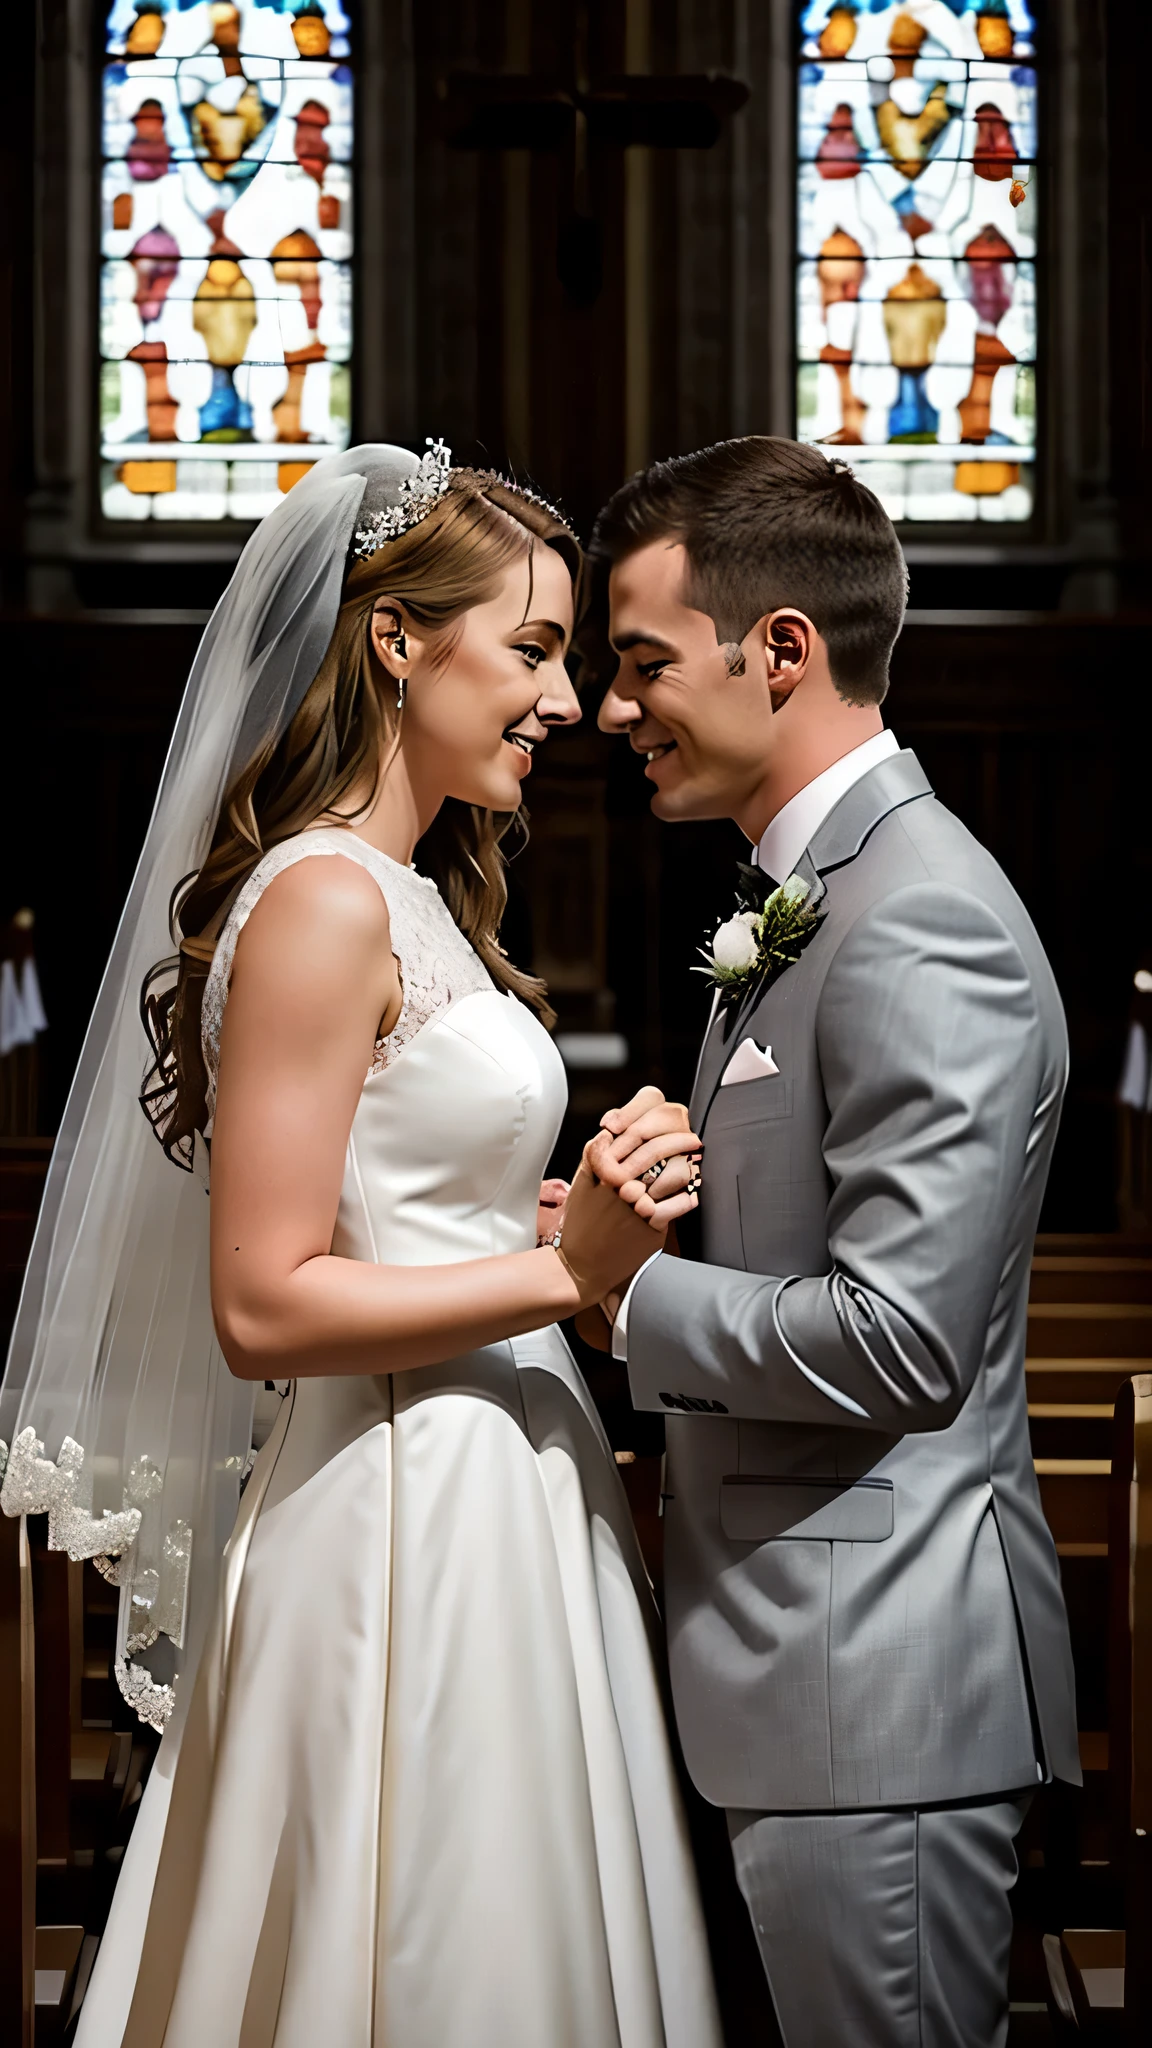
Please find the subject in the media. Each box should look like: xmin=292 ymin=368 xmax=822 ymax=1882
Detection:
xmin=33 ymin=1924 xmax=86 ymax=2043
xmin=1024 ymin=1249 xmax=1151 ymax=1780
xmin=1030 ymin=1257 xmax=1152 ymax=1305
xmin=0 ymin=1513 xmax=35 ymax=2048
xmin=0 ymin=1512 xmax=153 ymax=2045
xmin=1027 ymin=1304 xmax=1152 ymax=1359
xmin=1044 ymin=1373 xmax=1152 ymax=2037
xmin=1027 ymin=1268 xmax=1151 ymax=1554
xmin=1033 ymin=1236 xmax=1152 ymax=1261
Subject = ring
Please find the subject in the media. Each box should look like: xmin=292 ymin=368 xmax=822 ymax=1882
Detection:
xmin=640 ymin=1159 xmax=668 ymax=1188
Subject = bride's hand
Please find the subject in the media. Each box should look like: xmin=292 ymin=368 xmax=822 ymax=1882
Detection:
xmin=592 ymin=1087 xmax=702 ymax=1228
xmin=554 ymin=1147 xmax=673 ymax=1310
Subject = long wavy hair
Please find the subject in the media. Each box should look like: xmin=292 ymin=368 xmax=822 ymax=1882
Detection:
xmin=142 ymin=470 xmax=581 ymax=1166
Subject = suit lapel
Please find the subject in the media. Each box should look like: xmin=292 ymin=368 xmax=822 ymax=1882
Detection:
xmin=689 ymin=991 xmax=725 ymax=1130
xmin=689 ymin=752 xmax=933 ymax=1132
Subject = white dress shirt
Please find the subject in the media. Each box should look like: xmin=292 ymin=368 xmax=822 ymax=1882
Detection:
xmin=611 ymin=727 xmax=899 ymax=1361
xmin=754 ymin=726 xmax=899 ymax=883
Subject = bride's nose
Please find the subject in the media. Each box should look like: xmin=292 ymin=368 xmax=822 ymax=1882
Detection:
xmin=534 ymin=665 xmax=582 ymax=727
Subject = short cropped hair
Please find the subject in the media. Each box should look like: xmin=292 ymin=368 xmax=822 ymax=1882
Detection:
xmin=587 ymin=436 xmax=908 ymax=706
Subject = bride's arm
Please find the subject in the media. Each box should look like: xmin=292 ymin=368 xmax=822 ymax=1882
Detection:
xmin=208 ymin=854 xmax=674 ymax=1381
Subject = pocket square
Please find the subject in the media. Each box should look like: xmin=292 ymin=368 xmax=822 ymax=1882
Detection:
xmin=720 ymin=1037 xmax=780 ymax=1086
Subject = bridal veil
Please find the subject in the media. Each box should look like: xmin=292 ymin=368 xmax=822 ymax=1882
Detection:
xmin=0 ymin=446 xmax=420 ymax=1726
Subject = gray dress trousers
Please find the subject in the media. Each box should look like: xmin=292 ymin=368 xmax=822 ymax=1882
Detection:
xmin=727 ymin=1793 xmax=1033 ymax=2046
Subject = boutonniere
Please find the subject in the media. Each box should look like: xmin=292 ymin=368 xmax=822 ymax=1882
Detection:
xmin=694 ymin=864 xmax=825 ymax=1017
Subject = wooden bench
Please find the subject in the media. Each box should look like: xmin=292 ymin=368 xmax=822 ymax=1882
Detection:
xmin=1044 ymin=1373 xmax=1152 ymax=2037
xmin=1026 ymin=1245 xmax=1151 ymax=1560
xmin=0 ymin=1515 xmax=35 ymax=2048
xmin=0 ymin=1522 xmax=157 ymax=2045
xmin=1030 ymin=1257 xmax=1152 ymax=1305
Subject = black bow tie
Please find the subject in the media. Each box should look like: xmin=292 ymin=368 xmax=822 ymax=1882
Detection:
xmin=736 ymin=861 xmax=777 ymax=911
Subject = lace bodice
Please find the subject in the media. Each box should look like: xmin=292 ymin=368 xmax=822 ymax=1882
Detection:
xmin=201 ymin=830 xmax=493 ymax=1119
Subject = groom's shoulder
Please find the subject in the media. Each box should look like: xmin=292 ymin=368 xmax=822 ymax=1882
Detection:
xmin=884 ymin=787 xmax=1019 ymax=911
xmin=823 ymin=781 xmax=997 ymax=905
xmin=843 ymin=785 xmax=1057 ymax=993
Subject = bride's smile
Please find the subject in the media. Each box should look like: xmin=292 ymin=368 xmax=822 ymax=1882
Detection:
xmin=368 ymin=540 xmax=580 ymax=828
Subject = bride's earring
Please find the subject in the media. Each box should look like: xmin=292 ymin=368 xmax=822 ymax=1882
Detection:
xmin=393 ymin=629 xmax=408 ymax=713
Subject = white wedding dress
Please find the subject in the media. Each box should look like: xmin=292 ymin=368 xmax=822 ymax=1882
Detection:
xmin=77 ymin=830 xmax=722 ymax=2048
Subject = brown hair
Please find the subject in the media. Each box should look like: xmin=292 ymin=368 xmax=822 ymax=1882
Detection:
xmin=143 ymin=470 xmax=581 ymax=1167
xmin=584 ymin=436 xmax=907 ymax=705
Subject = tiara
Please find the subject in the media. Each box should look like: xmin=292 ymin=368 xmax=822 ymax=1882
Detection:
xmin=471 ymin=467 xmax=569 ymax=531
xmin=351 ymin=443 xmax=572 ymax=561
xmin=352 ymin=437 xmax=454 ymax=558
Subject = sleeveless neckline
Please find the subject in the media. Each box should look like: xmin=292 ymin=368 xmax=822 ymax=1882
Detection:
xmin=200 ymin=829 xmax=494 ymax=1123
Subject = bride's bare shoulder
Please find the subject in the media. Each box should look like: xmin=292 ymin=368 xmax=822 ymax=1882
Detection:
xmin=230 ymin=848 xmax=394 ymax=1010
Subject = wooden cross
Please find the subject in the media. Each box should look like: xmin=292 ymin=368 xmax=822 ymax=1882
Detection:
xmin=440 ymin=32 xmax=747 ymax=305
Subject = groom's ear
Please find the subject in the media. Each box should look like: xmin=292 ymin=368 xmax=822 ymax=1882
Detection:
xmin=759 ymin=608 xmax=814 ymax=713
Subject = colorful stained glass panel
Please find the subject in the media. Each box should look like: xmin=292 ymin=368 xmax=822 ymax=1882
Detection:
xmin=100 ymin=2 xmax=353 ymax=522
xmin=796 ymin=2 xmax=1038 ymax=522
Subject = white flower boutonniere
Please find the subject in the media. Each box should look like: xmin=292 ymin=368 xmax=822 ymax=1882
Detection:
xmin=695 ymin=867 xmax=825 ymax=1017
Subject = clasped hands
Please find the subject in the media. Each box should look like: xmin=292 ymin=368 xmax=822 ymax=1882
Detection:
xmin=537 ymin=1086 xmax=702 ymax=1321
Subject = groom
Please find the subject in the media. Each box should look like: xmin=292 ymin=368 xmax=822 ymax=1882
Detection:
xmin=588 ymin=437 xmax=1079 ymax=2046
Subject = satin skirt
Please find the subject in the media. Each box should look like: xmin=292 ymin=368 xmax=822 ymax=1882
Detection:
xmin=77 ymin=1328 xmax=722 ymax=2048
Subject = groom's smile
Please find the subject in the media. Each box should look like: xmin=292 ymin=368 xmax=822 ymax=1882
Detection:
xmin=598 ymin=538 xmax=777 ymax=826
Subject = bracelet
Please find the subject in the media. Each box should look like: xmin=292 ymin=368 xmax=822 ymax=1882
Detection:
xmin=542 ymin=1232 xmax=579 ymax=1290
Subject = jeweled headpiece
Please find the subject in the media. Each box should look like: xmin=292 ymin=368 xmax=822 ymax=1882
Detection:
xmin=352 ymin=437 xmax=454 ymax=557
xmin=471 ymin=468 xmax=567 ymax=529
xmin=351 ymin=440 xmax=571 ymax=561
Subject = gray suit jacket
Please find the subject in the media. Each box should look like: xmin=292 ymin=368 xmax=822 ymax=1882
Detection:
xmin=627 ymin=749 xmax=1080 ymax=1812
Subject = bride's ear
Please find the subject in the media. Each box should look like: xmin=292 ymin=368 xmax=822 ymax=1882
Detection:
xmin=369 ymin=600 xmax=411 ymax=679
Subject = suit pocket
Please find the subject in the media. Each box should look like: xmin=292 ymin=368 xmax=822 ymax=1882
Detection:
xmin=706 ymin=1075 xmax=793 ymax=1132
xmin=719 ymin=1474 xmax=894 ymax=1543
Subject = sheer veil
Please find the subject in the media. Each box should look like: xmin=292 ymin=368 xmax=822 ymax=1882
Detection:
xmin=0 ymin=445 xmax=420 ymax=1728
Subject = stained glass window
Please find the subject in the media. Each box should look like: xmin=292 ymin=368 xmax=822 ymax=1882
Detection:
xmin=99 ymin=2 xmax=353 ymax=522
xmin=796 ymin=1 xmax=1037 ymax=522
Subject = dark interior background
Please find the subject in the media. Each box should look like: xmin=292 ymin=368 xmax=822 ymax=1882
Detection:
xmin=2 ymin=0 xmax=1150 ymax=1232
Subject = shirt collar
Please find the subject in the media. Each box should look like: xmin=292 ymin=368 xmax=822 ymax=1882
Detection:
xmin=754 ymin=728 xmax=900 ymax=881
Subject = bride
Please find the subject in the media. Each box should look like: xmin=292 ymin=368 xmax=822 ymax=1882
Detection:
xmin=1 ymin=444 xmax=722 ymax=2046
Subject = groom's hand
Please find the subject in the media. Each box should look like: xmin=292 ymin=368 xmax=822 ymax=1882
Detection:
xmin=535 ymin=1177 xmax=570 ymax=1246
xmin=592 ymin=1087 xmax=702 ymax=1227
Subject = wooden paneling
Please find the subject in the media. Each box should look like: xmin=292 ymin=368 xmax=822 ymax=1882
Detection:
xmin=892 ymin=617 xmax=1150 ymax=1228
xmin=0 ymin=619 xmax=196 ymax=1133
